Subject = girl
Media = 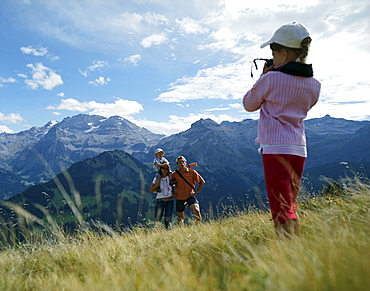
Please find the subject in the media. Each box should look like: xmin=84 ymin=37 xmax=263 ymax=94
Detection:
xmin=243 ymin=22 xmax=321 ymax=237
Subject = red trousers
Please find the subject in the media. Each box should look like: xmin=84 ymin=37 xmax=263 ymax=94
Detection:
xmin=262 ymin=154 xmax=305 ymax=227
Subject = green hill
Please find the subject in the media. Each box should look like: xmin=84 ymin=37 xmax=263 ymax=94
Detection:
xmin=3 ymin=150 xmax=156 ymax=232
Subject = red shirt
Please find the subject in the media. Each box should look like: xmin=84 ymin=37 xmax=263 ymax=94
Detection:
xmin=171 ymin=168 xmax=204 ymax=200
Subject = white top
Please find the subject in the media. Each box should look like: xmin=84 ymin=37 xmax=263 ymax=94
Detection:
xmin=152 ymin=176 xmax=173 ymax=199
xmin=259 ymin=143 xmax=307 ymax=157
xmin=153 ymin=156 xmax=169 ymax=173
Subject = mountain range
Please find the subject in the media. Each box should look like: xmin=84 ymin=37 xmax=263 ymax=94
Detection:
xmin=0 ymin=114 xmax=369 ymax=228
xmin=0 ymin=115 xmax=164 ymax=199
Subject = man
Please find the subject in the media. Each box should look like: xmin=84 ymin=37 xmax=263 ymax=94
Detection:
xmin=171 ymin=156 xmax=205 ymax=227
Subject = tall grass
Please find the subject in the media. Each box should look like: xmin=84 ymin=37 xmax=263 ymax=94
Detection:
xmin=0 ymin=180 xmax=369 ymax=291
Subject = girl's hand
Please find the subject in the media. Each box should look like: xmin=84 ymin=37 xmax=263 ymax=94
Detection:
xmin=262 ymin=61 xmax=274 ymax=74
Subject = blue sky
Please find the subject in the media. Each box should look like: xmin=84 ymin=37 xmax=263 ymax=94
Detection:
xmin=1 ymin=0 xmax=369 ymax=135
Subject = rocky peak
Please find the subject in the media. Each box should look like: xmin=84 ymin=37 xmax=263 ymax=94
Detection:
xmin=56 ymin=114 xmax=106 ymax=132
xmin=190 ymin=118 xmax=219 ymax=130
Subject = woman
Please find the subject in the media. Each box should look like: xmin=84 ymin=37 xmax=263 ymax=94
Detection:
xmin=243 ymin=22 xmax=321 ymax=237
xmin=149 ymin=165 xmax=173 ymax=229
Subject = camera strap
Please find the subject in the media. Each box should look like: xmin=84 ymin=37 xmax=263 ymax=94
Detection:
xmin=175 ymin=170 xmax=195 ymax=191
xmin=251 ymin=58 xmax=270 ymax=79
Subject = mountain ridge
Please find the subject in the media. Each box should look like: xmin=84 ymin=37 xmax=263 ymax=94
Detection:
xmin=5 ymin=150 xmax=155 ymax=229
xmin=0 ymin=114 xmax=164 ymax=188
xmin=1 ymin=114 xmax=369 ymax=203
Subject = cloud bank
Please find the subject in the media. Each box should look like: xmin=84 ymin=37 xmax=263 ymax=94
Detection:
xmin=47 ymin=98 xmax=144 ymax=118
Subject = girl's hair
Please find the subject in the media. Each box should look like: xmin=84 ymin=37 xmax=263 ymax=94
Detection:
xmin=270 ymin=37 xmax=312 ymax=61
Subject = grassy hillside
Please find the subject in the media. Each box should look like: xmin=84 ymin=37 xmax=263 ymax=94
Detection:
xmin=5 ymin=150 xmax=155 ymax=229
xmin=0 ymin=180 xmax=369 ymax=291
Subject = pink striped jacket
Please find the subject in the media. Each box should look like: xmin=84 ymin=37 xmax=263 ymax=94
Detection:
xmin=243 ymin=70 xmax=321 ymax=146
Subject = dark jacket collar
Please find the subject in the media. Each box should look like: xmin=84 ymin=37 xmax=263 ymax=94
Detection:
xmin=275 ymin=62 xmax=314 ymax=77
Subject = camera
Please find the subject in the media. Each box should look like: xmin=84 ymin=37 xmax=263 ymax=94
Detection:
xmin=251 ymin=58 xmax=274 ymax=78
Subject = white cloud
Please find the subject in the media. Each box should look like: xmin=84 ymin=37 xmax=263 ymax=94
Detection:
xmin=220 ymin=0 xmax=320 ymax=18
xmin=88 ymin=76 xmax=111 ymax=86
xmin=176 ymin=104 xmax=190 ymax=108
xmin=47 ymin=98 xmax=87 ymax=112
xmin=165 ymin=52 xmax=176 ymax=61
xmin=205 ymin=107 xmax=231 ymax=112
xmin=140 ymin=33 xmax=168 ymax=48
xmin=20 ymin=45 xmax=59 ymax=61
xmin=156 ymin=58 xmax=251 ymax=103
xmin=123 ymin=54 xmax=142 ymax=66
xmin=46 ymin=98 xmax=143 ymax=117
xmin=21 ymin=46 xmax=48 ymax=56
xmin=205 ymin=103 xmax=242 ymax=112
xmin=134 ymin=112 xmax=241 ymax=135
xmin=229 ymin=103 xmax=243 ymax=109
xmin=176 ymin=18 xmax=209 ymax=35
xmin=24 ymin=62 xmax=63 ymax=90
xmin=198 ymin=27 xmax=239 ymax=53
xmin=14 ymin=1 xmax=216 ymax=51
xmin=111 ymin=12 xmax=168 ymax=33
xmin=308 ymin=25 xmax=370 ymax=122
xmin=17 ymin=74 xmax=28 ymax=78
xmin=0 ymin=112 xmax=24 ymax=124
xmin=141 ymin=12 xmax=169 ymax=26
xmin=79 ymin=60 xmax=107 ymax=77
xmin=0 ymin=77 xmax=16 ymax=87
xmin=307 ymin=94 xmax=370 ymax=122
xmin=57 ymin=92 xmax=65 ymax=97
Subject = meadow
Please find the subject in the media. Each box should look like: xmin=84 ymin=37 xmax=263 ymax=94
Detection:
xmin=0 ymin=179 xmax=369 ymax=291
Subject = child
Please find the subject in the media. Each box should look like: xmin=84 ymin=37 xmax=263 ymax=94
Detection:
xmin=153 ymin=148 xmax=169 ymax=177
xmin=243 ymin=22 xmax=320 ymax=237
xmin=153 ymin=148 xmax=169 ymax=192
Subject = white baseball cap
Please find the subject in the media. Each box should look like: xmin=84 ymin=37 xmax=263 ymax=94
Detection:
xmin=260 ymin=22 xmax=310 ymax=49
xmin=154 ymin=148 xmax=165 ymax=156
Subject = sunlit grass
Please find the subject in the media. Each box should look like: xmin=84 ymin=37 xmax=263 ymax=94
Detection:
xmin=0 ymin=180 xmax=369 ymax=291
